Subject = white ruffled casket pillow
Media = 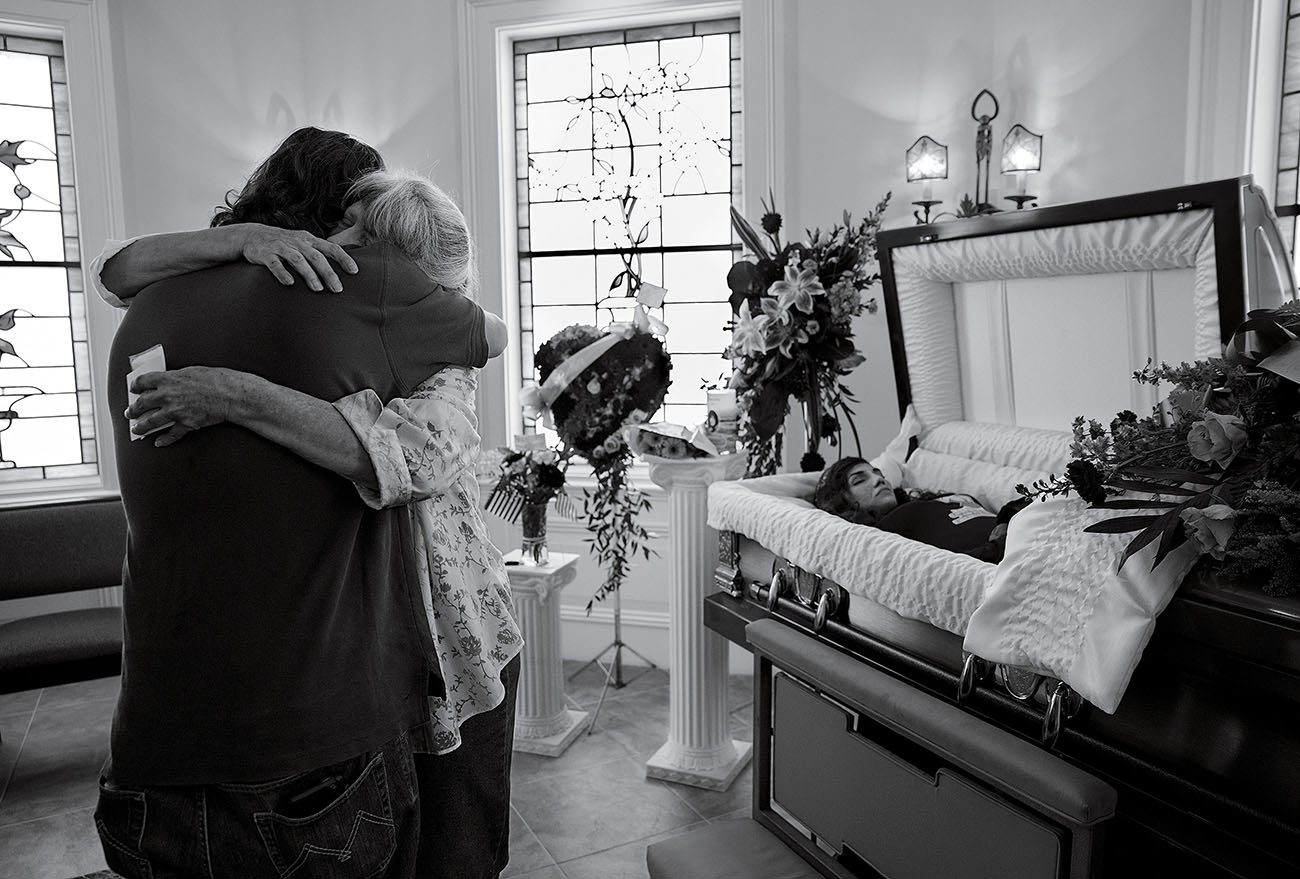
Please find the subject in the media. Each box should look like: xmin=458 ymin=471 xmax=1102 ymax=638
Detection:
xmin=963 ymin=497 xmax=1202 ymax=714
xmin=869 ymin=403 xmax=924 ymax=486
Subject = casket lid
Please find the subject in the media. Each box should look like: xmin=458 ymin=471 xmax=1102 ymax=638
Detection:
xmin=874 ymin=176 xmax=1294 ymax=426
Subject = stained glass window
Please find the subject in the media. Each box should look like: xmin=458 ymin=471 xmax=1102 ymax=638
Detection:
xmin=1277 ymin=2 xmax=1300 ymax=260
xmin=0 ymin=32 xmax=97 ymax=483
xmin=514 ymin=18 xmax=741 ymax=433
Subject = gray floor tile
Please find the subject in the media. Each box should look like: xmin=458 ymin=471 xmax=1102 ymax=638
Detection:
xmin=563 ymin=660 xmax=669 ymax=711
xmin=511 ymin=720 xmax=640 ymax=785
xmin=0 ymin=807 xmax=107 ymax=879
xmin=591 ymin=688 xmax=670 ymax=761
xmin=37 ymin=677 xmax=121 ymax=711
xmin=558 ymin=819 xmax=710 ymax=879
xmin=509 ymin=867 xmax=568 ymax=879
xmin=504 ymin=804 xmax=557 ymax=877
xmin=511 ymin=756 xmax=702 ymax=864
xmin=0 ymin=700 xmax=109 ymax=826
xmin=0 ymin=711 xmax=34 ymax=806
xmin=0 ymin=688 xmax=40 ymax=720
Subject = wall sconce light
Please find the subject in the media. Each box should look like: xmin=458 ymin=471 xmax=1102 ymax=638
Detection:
xmin=904 ymin=90 xmax=1044 ymax=221
xmin=906 ymin=135 xmax=948 ymax=224
xmin=1001 ymin=123 xmax=1043 ymax=209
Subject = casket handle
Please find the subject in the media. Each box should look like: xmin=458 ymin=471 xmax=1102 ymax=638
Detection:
xmin=958 ymin=653 xmax=988 ymax=704
xmin=813 ymin=589 xmax=839 ymax=632
xmin=766 ymin=568 xmax=786 ymax=611
xmin=1041 ymin=680 xmax=1082 ymax=747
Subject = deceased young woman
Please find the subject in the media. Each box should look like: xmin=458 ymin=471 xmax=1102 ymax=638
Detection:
xmin=812 ymin=457 xmax=1026 ymax=563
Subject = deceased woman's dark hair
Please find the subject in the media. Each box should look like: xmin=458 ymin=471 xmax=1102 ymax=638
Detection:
xmin=813 ymin=456 xmax=906 ymax=525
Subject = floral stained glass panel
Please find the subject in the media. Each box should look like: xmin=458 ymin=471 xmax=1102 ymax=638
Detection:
xmin=1277 ymin=9 xmax=1300 ymax=257
xmin=515 ymin=18 xmax=741 ymax=438
xmin=0 ymin=34 xmax=97 ymax=481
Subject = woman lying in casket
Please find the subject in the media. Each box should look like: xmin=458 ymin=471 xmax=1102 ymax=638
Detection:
xmin=812 ymin=457 xmax=1026 ymax=563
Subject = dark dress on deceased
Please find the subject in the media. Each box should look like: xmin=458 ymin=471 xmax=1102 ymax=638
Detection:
xmin=875 ymin=497 xmax=1008 ymax=563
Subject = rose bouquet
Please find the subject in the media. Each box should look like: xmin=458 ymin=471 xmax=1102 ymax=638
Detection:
xmin=524 ymin=309 xmax=672 ymax=610
xmin=1018 ymin=303 xmax=1300 ymax=597
xmin=726 ymin=191 xmax=891 ymax=476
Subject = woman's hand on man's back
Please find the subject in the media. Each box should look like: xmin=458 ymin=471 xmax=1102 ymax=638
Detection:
xmin=238 ymin=223 xmax=358 ymax=293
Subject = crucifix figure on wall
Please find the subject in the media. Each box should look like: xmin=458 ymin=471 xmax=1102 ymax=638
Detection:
xmin=972 ymin=88 xmax=999 ymax=213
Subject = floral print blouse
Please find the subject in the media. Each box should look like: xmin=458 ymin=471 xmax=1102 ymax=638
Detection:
xmin=334 ymin=367 xmax=522 ymax=755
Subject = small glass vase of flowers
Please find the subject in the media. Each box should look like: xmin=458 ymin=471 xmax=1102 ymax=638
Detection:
xmin=523 ymin=307 xmax=672 ymax=609
xmin=725 ymin=190 xmax=891 ymax=476
xmin=485 ymin=439 xmax=570 ymax=565
xmin=1017 ymin=303 xmax=1300 ymax=598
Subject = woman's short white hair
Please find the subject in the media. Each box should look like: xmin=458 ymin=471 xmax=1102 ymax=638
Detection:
xmin=345 ymin=169 xmax=479 ymax=299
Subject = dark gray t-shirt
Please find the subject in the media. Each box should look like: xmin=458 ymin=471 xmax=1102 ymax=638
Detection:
xmin=107 ymin=242 xmax=486 ymax=785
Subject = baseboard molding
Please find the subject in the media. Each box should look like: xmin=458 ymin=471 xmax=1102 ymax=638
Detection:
xmin=557 ymin=603 xmax=752 ymax=675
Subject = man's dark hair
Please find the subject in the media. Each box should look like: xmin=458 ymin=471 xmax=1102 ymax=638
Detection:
xmin=211 ymin=127 xmax=384 ymax=238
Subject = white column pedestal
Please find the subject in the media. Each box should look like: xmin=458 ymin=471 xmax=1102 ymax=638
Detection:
xmin=644 ymin=453 xmax=751 ymax=790
xmin=504 ymin=550 xmax=588 ymax=757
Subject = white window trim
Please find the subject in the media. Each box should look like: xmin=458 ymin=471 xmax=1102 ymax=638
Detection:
xmin=457 ymin=0 xmax=785 ymax=467
xmin=1 ymin=0 xmax=124 ymax=505
xmin=1244 ymin=0 xmax=1286 ymax=185
xmin=1184 ymin=0 xmax=1283 ymax=186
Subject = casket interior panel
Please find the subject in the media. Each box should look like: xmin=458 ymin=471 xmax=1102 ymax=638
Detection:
xmin=706 ymin=178 xmax=1300 ymax=878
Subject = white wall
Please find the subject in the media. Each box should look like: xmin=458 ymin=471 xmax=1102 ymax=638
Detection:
xmin=106 ymin=0 xmax=468 ymax=236
xmin=58 ymin=0 xmax=1262 ymax=672
xmin=777 ymin=0 xmax=1209 ymax=462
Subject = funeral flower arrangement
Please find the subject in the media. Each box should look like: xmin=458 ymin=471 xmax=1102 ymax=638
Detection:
xmin=726 ymin=191 xmax=891 ymax=475
xmin=1018 ymin=304 xmax=1300 ymax=597
xmin=483 ymin=444 xmax=571 ymax=520
xmin=524 ymin=310 xmax=672 ymax=610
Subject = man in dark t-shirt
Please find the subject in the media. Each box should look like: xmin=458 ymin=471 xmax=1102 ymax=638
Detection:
xmin=94 ymin=129 xmax=487 ymax=879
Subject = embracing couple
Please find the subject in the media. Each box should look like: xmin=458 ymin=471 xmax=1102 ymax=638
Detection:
xmin=93 ymin=127 xmax=520 ymax=879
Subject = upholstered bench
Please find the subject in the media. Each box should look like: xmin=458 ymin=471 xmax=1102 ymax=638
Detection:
xmin=646 ymin=818 xmax=821 ymax=879
xmin=0 ymin=497 xmax=127 ymax=703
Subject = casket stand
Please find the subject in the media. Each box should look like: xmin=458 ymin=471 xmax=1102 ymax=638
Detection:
xmin=703 ymin=178 xmax=1300 ymax=878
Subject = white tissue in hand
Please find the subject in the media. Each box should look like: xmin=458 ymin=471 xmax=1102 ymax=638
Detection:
xmin=126 ymin=344 xmax=173 ymax=440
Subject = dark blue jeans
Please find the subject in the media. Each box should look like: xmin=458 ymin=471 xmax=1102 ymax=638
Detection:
xmin=415 ymin=653 xmax=520 ymax=879
xmin=95 ymin=731 xmax=420 ymax=879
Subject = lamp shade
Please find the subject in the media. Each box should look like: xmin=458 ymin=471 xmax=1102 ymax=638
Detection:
xmin=1001 ymin=124 xmax=1042 ymax=173
xmin=906 ymin=136 xmax=948 ymax=182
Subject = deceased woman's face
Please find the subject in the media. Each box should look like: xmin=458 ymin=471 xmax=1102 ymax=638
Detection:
xmin=845 ymin=463 xmax=897 ymax=518
xmin=328 ymin=201 xmax=373 ymax=247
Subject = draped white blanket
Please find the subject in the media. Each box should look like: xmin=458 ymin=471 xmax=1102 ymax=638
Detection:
xmin=965 ymin=497 xmax=1200 ymax=713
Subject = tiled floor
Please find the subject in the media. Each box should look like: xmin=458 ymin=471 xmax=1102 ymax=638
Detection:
xmin=0 ymin=661 xmax=754 ymax=879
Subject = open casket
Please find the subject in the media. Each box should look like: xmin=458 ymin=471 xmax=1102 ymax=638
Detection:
xmin=704 ymin=178 xmax=1300 ymax=877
